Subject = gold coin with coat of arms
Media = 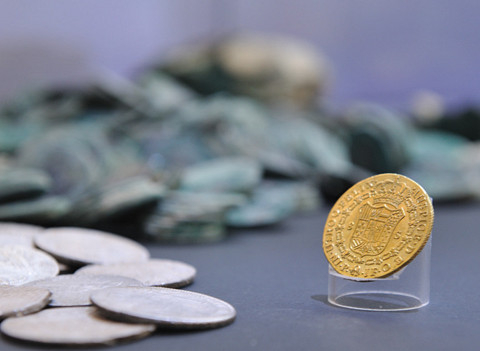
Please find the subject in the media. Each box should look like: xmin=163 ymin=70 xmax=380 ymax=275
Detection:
xmin=323 ymin=173 xmax=434 ymax=279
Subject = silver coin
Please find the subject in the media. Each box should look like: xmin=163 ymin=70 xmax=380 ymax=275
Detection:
xmin=0 ymin=222 xmax=44 ymax=247
xmin=25 ymin=274 xmax=143 ymax=307
xmin=75 ymin=259 xmax=196 ymax=288
xmin=91 ymin=286 xmax=236 ymax=329
xmin=34 ymin=227 xmax=150 ymax=267
xmin=0 ymin=285 xmax=51 ymax=319
xmin=0 ymin=306 xmax=155 ymax=346
xmin=0 ymin=245 xmax=59 ymax=286
xmin=0 ymin=224 xmax=70 ymax=272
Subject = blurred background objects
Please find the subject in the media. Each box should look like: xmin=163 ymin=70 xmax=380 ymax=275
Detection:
xmin=0 ymin=0 xmax=479 ymax=242
xmin=1 ymin=0 xmax=479 ymax=107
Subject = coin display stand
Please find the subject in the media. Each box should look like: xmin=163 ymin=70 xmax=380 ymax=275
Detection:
xmin=327 ymin=235 xmax=431 ymax=311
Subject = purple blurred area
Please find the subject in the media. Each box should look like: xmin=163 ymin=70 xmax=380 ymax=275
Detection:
xmin=0 ymin=0 xmax=479 ymax=109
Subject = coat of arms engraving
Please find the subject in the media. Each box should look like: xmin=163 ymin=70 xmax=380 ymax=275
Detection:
xmin=349 ymin=203 xmax=405 ymax=256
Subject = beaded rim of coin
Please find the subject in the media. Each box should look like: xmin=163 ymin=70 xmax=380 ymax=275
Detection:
xmin=25 ymin=274 xmax=144 ymax=307
xmin=91 ymin=286 xmax=236 ymax=329
xmin=323 ymin=173 xmax=434 ymax=279
xmin=0 ymin=306 xmax=155 ymax=346
xmin=75 ymin=259 xmax=196 ymax=288
xmin=0 ymin=286 xmax=51 ymax=319
xmin=34 ymin=227 xmax=150 ymax=267
xmin=0 ymin=245 xmax=59 ymax=286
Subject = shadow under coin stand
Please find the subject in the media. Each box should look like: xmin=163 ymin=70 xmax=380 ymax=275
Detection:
xmin=327 ymin=235 xmax=432 ymax=311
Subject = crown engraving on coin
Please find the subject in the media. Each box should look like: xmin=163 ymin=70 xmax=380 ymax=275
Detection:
xmin=323 ymin=173 xmax=434 ymax=279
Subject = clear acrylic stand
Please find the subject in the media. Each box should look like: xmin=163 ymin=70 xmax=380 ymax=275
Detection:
xmin=327 ymin=235 xmax=432 ymax=311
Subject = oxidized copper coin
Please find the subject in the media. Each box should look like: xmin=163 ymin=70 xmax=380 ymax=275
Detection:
xmin=25 ymin=274 xmax=143 ymax=307
xmin=0 ymin=245 xmax=59 ymax=285
xmin=34 ymin=227 xmax=150 ymax=267
xmin=0 ymin=286 xmax=51 ymax=319
xmin=75 ymin=259 xmax=196 ymax=288
xmin=0 ymin=306 xmax=155 ymax=346
xmin=323 ymin=173 xmax=434 ymax=279
xmin=91 ymin=286 xmax=236 ymax=329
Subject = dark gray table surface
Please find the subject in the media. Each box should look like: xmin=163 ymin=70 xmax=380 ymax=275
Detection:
xmin=1 ymin=202 xmax=479 ymax=351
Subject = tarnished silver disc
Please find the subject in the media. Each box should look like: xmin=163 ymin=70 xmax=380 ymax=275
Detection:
xmin=91 ymin=287 xmax=236 ymax=329
xmin=0 ymin=224 xmax=71 ymax=274
xmin=34 ymin=227 xmax=150 ymax=267
xmin=0 ymin=285 xmax=51 ymax=319
xmin=0 ymin=222 xmax=44 ymax=247
xmin=1 ymin=306 xmax=155 ymax=346
xmin=25 ymin=274 xmax=143 ymax=307
xmin=0 ymin=245 xmax=59 ymax=286
xmin=75 ymin=259 xmax=196 ymax=288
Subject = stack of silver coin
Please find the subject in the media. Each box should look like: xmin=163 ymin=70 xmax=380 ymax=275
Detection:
xmin=0 ymin=223 xmax=236 ymax=347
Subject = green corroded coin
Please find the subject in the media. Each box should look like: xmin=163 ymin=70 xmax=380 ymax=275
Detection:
xmin=404 ymin=130 xmax=475 ymax=202
xmin=0 ymin=196 xmax=71 ymax=224
xmin=138 ymin=71 xmax=196 ymax=114
xmin=164 ymin=191 xmax=247 ymax=211
xmin=179 ymin=157 xmax=262 ymax=193
xmin=259 ymin=180 xmax=320 ymax=213
xmin=94 ymin=177 xmax=165 ymax=220
xmin=71 ymin=176 xmax=166 ymax=225
xmin=145 ymin=218 xmax=226 ymax=244
xmin=0 ymin=168 xmax=51 ymax=203
xmin=344 ymin=103 xmax=411 ymax=173
xmin=17 ymin=125 xmax=115 ymax=199
xmin=143 ymin=191 xmax=240 ymax=243
xmin=226 ymin=182 xmax=299 ymax=227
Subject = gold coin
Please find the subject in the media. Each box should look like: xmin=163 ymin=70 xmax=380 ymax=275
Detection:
xmin=323 ymin=173 xmax=434 ymax=279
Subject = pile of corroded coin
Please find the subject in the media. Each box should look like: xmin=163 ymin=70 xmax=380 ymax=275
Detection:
xmin=0 ymin=223 xmax=236 ymax=347
xmin=1 ymin=34 xmax=480 ymax=244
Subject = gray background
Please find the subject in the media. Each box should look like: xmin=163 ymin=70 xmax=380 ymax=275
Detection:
xmin=1 ymin=1 xmax=479 ymax=108
xmin=1 ymin=202 xmax=479 ymax=350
